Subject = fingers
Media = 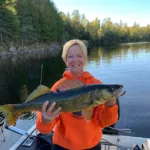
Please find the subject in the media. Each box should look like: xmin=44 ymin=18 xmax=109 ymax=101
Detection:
xmin=52 ymin=107 xmax=61 ymax=117
xmin=47 ymin=102 xmax=56 ymax=114
xmin=41 ymin=101 xmax=61 ymax=123
xmin=42 ymin=101 xmax=49 ymax=113
xmin=46 ymin=102 xmax=61 ymax=116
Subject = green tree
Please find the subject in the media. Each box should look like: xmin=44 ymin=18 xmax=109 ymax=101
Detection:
xmin=71 ymin=10 xmax=81 ymax=38
xmin=0 ymin=0 xmax=19 ymax=44
xmin=16 ymin=0 xmax=64 ymax=44
xmin=88 ymin=18 xmax=100 ymax=44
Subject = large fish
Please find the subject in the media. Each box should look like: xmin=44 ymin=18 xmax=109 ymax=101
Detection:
xmin=0 ymin=80 xmax=125 ymax=126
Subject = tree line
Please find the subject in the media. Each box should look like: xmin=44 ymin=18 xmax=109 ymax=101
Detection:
xmin=0 ymin=0 xmax=63 ymax=46
xmin=0 ymin=0 xmax=150 ymax=47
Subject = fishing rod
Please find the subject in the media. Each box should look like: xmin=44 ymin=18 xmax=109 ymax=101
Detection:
xmin=40 ymin=64 xmax=43 ymax=85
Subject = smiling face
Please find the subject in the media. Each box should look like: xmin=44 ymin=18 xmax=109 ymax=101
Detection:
xmin=66 ymin=44 xmax=86 ymax=77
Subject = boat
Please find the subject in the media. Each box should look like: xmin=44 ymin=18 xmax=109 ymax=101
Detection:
xmin=2 ymin=124 xmax=150 ymax=150
xmin=1 ymin=120 xmax=150 ymax=150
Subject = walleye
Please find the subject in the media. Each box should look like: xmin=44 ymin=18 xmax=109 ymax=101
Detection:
xmin=0 ymin=80 xmax=125 ymax=126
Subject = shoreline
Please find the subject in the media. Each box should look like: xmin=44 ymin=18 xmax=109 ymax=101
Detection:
xmin=119 ymin=41 xmax=150 ymax=45
xmin=0 ymin=41 xmax=149 ymax=59
xmin=0 ymin=42 xmax=61 ymax=58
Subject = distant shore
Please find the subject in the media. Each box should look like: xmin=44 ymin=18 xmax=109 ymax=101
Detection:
xmin=0 ymin=42 xmax=61 ymax=58
xmin=119 ymin=41 xmax=150 ymax=46
xmin=1 ymin=41 xmax=149 ymax=59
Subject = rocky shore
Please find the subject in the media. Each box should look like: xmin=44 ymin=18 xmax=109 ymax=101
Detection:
xmin=0 ymin=42 xmax=61 ymax=58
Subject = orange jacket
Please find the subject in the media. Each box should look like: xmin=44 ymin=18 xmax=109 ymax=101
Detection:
xmin=36 ymin=71 xmax=118 ymax=150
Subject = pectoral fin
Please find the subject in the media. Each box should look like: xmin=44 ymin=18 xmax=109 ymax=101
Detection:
xmin=82 ymin=108 xmax=93 ymax=122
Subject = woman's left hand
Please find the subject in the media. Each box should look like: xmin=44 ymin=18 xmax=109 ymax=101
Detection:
xmin=105 ymin=98 xmax=116 ymax=107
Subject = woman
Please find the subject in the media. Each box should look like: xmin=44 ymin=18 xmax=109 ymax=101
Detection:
xmin=36 ymin=39 xmax=118 ymax=150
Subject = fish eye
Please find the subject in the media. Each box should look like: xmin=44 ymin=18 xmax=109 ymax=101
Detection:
xmin=109 ymin=86 xmax=115 ymax=91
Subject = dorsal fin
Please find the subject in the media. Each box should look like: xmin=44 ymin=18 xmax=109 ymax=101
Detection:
xmin=56 ymin=80 xmax=85 ymax=91
xmin=25 ymin=85 xmax=50 ymax=102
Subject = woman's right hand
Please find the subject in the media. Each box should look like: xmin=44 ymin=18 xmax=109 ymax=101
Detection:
xmin=41 ymin=101 xmax=61 ymax=123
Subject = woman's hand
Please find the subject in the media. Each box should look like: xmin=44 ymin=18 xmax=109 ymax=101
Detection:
xmin=41 ymin=101 xmax=61 ymax=123
xmin=105 ymin=98 xmax=116 ymax=107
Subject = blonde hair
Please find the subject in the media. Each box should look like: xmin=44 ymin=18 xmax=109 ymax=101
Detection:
xmin=62 ymin=39 xmax=87 ymax=62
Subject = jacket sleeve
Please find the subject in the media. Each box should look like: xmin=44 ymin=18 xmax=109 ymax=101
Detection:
xmin=92 ymin=104 xmax=118 ymax=128
xmin=36 ymin=79 xmax=64 ymax=134
xmin=92 ymin=77 xmax=119 ymax=128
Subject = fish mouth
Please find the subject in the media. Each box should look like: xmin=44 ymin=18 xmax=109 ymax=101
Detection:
xmin=118 ymin=90 xmax=126 ymax=97
xmin=113 ymin=86 xmax=126 ymax=97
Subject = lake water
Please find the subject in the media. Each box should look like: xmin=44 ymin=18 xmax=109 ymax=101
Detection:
xmin=0 ymin=42 xmax=150 ymax=148
xmin=87 ymin=43 xmax=150 ymax=138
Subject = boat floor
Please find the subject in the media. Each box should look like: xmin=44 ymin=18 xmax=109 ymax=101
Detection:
xmin=8 ymin=125 xmax=147 ymax=150
xmin=15 ymin=135 xmax=133 ymax=150
xmin=16 ymin=141 xmax=128 ymax=150
xmin=16 ymin=143 xmax=131 ymax=150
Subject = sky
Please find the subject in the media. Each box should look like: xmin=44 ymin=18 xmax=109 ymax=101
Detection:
xmin=53 ymin=0 xmax=150 ymax=27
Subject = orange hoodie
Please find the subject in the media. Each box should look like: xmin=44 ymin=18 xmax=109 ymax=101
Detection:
xmin=36 ymin=71 xmax=118 ymax=150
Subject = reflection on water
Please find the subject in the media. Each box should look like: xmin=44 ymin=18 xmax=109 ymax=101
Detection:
xmin=87 ymin=42 xmax=150 ymax=138
xmin=0 ymin=42 xmax=150 ymax=138
xmin=0 ymin=52 xmax=66 ymax=105
xmin=88 ymin=43 xmax=150 ymax=66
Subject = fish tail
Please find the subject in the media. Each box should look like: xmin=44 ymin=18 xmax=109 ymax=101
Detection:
xmin=0 ymin=104 xmax=20 ymax=126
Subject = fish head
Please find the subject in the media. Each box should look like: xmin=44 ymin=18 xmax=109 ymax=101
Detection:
xmin=101 ymin=84 xmax=125 ymax=100
xmin=92 ymin=84 xmax=125 ymax=105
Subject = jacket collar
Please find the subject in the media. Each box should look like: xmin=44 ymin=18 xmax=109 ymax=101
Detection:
xmin=63 ymin=70 xmax=94 ymax=80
